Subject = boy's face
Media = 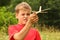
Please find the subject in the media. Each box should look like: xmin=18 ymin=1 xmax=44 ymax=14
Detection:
xmin=16 ymin=9 xmax=31 ymax=24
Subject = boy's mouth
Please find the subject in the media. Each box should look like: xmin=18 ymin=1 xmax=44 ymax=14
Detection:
xmin=24 ymin=20 xmax=27 ymax=22
xmin=24 ymin=18 xmax=28 ymax=22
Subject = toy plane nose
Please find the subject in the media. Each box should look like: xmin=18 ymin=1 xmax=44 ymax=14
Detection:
xmin=36 ymin=6 xmax=42 ymax=14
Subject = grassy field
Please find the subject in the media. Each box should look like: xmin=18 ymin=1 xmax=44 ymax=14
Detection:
xmin=0 ymin=31 xmax=60 ymax=40
xmin=41 ymin=31 xmax=60 ymax=40
xmin=0 ymin=26 xmax=60 ymax=40
xmin=0 ymin=32 xmax=8 ymax=40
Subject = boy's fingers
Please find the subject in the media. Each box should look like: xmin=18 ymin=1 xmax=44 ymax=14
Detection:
xmin=32 ymin=17 xmax=38 ymax=23
xmin=29 ymin=12 xmax=38 ymax=23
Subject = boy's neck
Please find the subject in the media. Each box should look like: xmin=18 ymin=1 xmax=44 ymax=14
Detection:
xmin=18 ymin=23 xmax=25 ymax=26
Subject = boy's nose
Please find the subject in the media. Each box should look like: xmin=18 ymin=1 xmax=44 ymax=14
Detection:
xmin=25 ymin=15 xmax=28 ymax=18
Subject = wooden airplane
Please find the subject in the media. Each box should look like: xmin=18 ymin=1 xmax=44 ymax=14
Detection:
xmin=32 ymin=6 xmax=51 ymax=14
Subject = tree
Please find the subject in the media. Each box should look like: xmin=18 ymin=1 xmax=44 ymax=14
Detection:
xmin=0 ymin=0 xmax=11 ymax=6
xmin=40 ymin=0 xmax=60 ymax=28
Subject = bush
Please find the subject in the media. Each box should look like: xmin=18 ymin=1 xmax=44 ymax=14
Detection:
xmin=0 ymin=7 xmax=17 ymax=29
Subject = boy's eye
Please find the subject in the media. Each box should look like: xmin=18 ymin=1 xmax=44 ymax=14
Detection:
xmin=27 ymin=14 xmax=30 ymax=16
xmin=22 ymin=14 xmax=25 ymax=16
xmin=21 ymin=13 xmax=30 ymax=16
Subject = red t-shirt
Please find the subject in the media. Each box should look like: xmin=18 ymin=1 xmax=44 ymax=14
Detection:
xmin=8 ymin=24 xmax=41 ymax=40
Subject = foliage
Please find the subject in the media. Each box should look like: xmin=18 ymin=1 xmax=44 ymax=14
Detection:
xmin=38 ymin=0 xmax=60 ymax=28
xmin=9 ymin=0 xmax=60 ymax=28
xmin=0 ymin=0 xmax=11 ymax=6
xmin=0 ymin=0 xmax=60 ymax=29
xmin=0 ymin=7 xmax=17 ymax=27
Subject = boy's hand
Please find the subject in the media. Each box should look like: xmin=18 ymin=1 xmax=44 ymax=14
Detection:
xmin=28 ymin=12 xmax=38 ymax=24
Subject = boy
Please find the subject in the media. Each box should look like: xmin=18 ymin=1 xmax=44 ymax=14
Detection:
xmin=8 ymin=2 xmax=41 ymax=40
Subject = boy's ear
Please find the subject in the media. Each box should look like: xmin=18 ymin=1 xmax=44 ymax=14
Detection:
xmin=15 ymin=13 xmax=18 ymax=19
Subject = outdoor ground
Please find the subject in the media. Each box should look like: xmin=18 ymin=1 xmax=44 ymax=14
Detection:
xmin=0 ymin=31 xmax=60 ymax=40
xmin=41 ymin=31 xmax=60 ymax=40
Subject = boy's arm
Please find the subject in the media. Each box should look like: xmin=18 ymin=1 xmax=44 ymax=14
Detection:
xmin=13 ymin=21 xmax=32 ymax=40
xmin=13 ymin=13 xmax=38 ymax=40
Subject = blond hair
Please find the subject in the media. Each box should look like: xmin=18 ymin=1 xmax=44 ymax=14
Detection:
xmin=15 ymin=2 xmax=32 ymax=13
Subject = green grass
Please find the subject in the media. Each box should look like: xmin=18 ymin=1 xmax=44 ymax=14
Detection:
xmin=0 ymin=26 xmax=60 ymax=40
xmin=0 ymin=31 xmax=60 ymax=40
xmin=40 ymin=31 xmax=60 ymax=40
xmin=0 ymin=32 xmax=8 ymax=40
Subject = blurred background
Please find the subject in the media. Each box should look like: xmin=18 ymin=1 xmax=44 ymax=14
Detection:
xmin=0 ymin=0 xmax=60 ymax=40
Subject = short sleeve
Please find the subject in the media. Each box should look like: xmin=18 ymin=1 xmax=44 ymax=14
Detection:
xmin=8 ymin=25 xmax=18 ymax=40
xmin=35 ymin=30 xmax=41 ymax=40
